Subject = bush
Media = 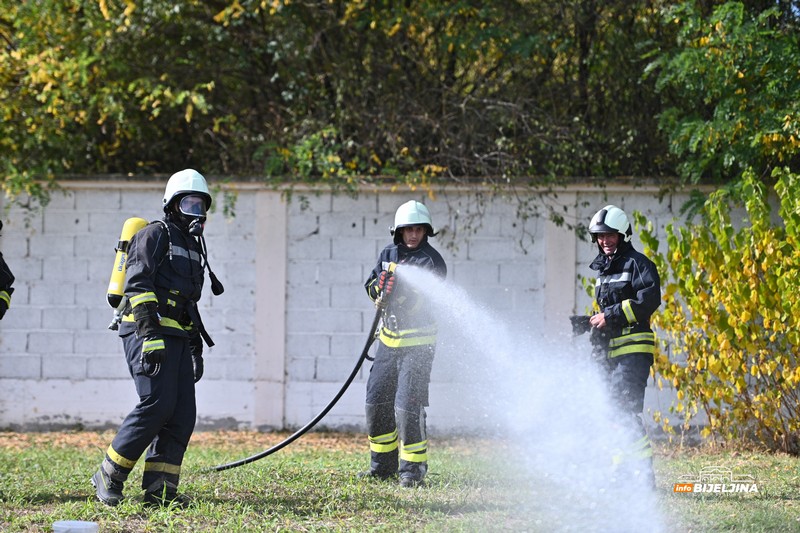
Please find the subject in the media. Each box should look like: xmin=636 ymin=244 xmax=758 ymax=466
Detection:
xmin=635 ymin=168 xmax=800 ymax=454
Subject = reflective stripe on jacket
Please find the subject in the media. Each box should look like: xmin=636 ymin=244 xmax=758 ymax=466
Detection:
xmin=119 ymin=219 xmax=205 ymax=337
xmin=590 ymin=241 xmax=661 ymax=359
xmin=365 ymin=240 xmax=447 ymax=348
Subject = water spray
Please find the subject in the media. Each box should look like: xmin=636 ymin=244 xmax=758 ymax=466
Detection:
xmin=397 ymin=266 xmax=667 ymax=532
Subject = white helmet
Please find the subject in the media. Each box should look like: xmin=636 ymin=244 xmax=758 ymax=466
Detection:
xmin=390 ymin=200 xmax=435 ymax=244
xmin=589 ymin=205 xmax=632 ymax=243
xmin=162 ymin=169 xmax=212 ymax=213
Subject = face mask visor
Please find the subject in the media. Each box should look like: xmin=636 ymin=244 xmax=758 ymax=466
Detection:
xmin=179 ymin=194 xmax=208 ymax=219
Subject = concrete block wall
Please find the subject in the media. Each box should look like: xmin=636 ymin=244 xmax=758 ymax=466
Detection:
xmin=0 ymin=180 xmax=687 ymax=432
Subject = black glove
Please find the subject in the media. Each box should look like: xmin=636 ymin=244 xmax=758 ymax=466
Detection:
xmin=142 ymin=335 xmax=166 ymax=365
xmin=188 ymin=328 xmax=204 ymax=383
xmin=570 ymin=315 xmax=591 ymax=335
xmin=132 ymin=301 xmax=161 ymax=338
xmin=192 ymin=354 xmax=204 ymax=383
xmin=0 ymin=299 xmax=7 ymax=320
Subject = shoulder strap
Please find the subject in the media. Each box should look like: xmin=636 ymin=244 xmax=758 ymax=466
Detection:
xmin=151 ymin=220 xmax=174 ymax=263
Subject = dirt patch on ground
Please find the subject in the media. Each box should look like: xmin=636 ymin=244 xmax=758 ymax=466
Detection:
xmin=0 ymin=430 xmax=367 ymax=453
xmin=0 ymin=430 xmax=494 ymax=454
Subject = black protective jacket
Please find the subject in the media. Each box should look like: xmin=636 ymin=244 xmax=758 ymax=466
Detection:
xmin=119 ymin=219 xmax=205 ymax=339
xmin=0 ymin=252 xmax=14 ymax=313
xmin=365 ymin=240 xmax=447 ymax=348
xmin=590 ymin=240 xmax=661 ymax=360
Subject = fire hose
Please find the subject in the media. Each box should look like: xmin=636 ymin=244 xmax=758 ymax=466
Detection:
xmin=208 ymin=269 xmax=394 ymax=472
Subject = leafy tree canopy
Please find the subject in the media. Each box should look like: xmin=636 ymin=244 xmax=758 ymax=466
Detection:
xmin=1 ymin=0 xmax=799 ymax=203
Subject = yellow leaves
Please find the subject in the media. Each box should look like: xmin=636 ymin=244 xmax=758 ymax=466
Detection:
xmin=99 ymin=0 xmax=110 ymax=20
xmin=650 ymin=170 xmax=800 ymax=452
xmin=214 ymin=0 xmax=245 ymax=25
xmin=708 ymin=356 xmax=722 ymax=375
xmin=423 ymin=164 xmax=446 ymax=175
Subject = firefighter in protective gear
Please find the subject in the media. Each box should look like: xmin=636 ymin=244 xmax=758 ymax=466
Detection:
xmin=91 ymin=169 xmax=215 ymax=507
xmin=361 ymin=200 xmax=447 ymax=488
xmin=576 ymin=205 xmax=661 ymax=486
xmin=0 ymin=221 xmax=15 ymax=321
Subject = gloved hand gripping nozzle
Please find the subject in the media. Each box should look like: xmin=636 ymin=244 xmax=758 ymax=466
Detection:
xmin=375 ymin=262 xmax=397 ymax=309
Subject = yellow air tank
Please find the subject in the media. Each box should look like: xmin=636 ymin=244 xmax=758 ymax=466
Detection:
xmin=107 ymin=217 xmax=148 ymax=308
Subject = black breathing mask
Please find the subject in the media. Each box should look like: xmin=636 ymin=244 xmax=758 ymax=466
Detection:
xmin=178 ymin=194 xmax=208 ymax=236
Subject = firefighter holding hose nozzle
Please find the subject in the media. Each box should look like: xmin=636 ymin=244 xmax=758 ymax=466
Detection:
xmin=571 ymin=205 xmax=661 ymax=487
xmin=361 ymin=200 xmax=447 ymax=488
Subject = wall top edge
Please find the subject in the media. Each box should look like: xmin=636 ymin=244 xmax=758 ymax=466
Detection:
xmin=53 ymin=177 xmax=716 ymax=194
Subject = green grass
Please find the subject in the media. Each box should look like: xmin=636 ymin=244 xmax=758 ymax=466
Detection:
xmin=0 ymin=431 xmax=798 ymax=532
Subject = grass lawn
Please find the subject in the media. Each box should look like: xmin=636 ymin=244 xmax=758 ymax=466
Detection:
xmin=0 ymin=431 xmax=797 ymax=532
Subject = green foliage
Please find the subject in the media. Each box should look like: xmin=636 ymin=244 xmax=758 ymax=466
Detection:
xmin=647 ymin=1 xmax=800 ymax=183
xmin=636 ymin=168 xmax=800 ymax=454
xmin=1 ymin=0 xmax=679 ymax=204
xmin=1 ymin=0 xmax=219 ymax=202
xmin=4 ymin=0 xmax=799 ymax=214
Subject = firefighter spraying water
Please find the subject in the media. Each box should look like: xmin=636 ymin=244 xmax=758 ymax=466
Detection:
xmin=360 ymin=200 xmax=447 ymax=488
xmin=207 ymin=201 xmax=450 ymax=477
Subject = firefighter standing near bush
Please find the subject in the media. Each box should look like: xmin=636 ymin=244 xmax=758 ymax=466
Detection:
xmin=361 ymin=200 xmax=447 ymax=488
xmin=92 ymin=169 xmax=216 ymax=507
xmin=0 ymin=221 xmax=14 ymax=321
xmin=572 ymin=205 xmax=661 ymax=485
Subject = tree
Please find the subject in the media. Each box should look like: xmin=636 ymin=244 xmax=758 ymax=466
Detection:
xmin=637 ymin=169 xmax=800 ymax=454
xmin=2 ymin=0 xmax=677 ymax=204
xmin=647 ymin=1 xmax=800 ymax=184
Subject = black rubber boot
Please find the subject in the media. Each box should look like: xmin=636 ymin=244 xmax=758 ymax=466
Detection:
xmin=398 ymin=462 xmax=427 ymax=488
xmin=357 ymin=470 xmax=396 ymax=481
xmin=143 ymin=480 xmax=191 ymax=508
xmin=91 ymin=468 xmax=125 ymax=506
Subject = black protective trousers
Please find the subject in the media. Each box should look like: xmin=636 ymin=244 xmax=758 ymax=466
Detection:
xmin=108 ymin=332 xmax=196 ymax=491
xmin=602 ymin=354 xmax=655 ymax=480
xmin=365 ymin=342 xmax=434 ymax=478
